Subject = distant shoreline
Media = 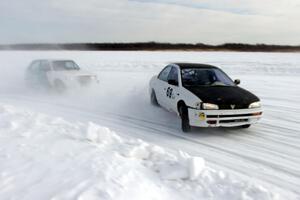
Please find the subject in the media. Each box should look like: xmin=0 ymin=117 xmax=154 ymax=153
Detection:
xmin=1 ymin=42 xmax=300 ymax=52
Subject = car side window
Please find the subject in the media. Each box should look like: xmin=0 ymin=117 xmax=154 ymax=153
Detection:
xmin=167 ymin=67 xmax=178 ymax=82
xmin=29 ymin=61 xmax=40 ymax=73
xmin=40 ymin=61 xmax=51 ymax=72
xmin=158 ymin=66 xmax=172 ymax=82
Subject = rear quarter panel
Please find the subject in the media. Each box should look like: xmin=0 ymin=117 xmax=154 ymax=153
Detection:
xmin=149 ymin=75 xmax=158 ymax=94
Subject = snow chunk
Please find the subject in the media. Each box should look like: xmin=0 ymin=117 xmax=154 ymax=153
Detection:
xmin=242 ymin=184 xmax=278 ymax=200
xmin=156 ymin=151 xmax=205 ymax=181
xmin=159 ymin=163 xmax=189 ymax=180
xmin=122 ymin=143 xmax=150 ymax=160
xmin=189 ymin=157 xmax=206 ymax=180
xmin=85 ymin=122 xmax=121 ymax=145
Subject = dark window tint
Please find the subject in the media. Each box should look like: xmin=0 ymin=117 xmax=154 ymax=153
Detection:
xmin=167 ymin=67 xmax=178 ymax=82
xmin=28 ymin=61 xmax=40 ymax=72
xmin=40 ymin=61 xmax=51 ymax=71
xmin=53 ymin=61 xmax=80 ymax=71
xmin=158 ymin=66 xmax=172 ymax=82
xmin=181 ymin=68 xmax=235 ymax=86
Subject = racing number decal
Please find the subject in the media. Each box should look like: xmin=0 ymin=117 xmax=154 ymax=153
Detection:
xmin=166 ymin=87 xmax=173 ymax=98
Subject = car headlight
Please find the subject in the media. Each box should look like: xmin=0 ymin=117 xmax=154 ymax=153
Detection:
xmin=202 ymin=103 xmax=219 ymax=110
xmin=249 ymin=101 xmax=261 ymax=109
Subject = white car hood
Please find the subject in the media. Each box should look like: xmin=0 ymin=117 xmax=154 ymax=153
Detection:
xmin=51 ymin=70 xmax=96 ymax=77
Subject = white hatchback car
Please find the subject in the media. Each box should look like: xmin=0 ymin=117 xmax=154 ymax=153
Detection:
xmin=25 ymin=59 xmax=98 ymax=92
xmin=149 ymin=63 xmax=263 ymax=132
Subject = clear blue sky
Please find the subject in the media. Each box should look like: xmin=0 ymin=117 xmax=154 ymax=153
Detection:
xmin=1 ymin=0 xmax=300 ymax=45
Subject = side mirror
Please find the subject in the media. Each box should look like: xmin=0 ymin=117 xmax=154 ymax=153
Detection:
xmin=168 ymin=79 xmax=178 ymax=86
xmin=234 ymin=79 xmax=241 ymax=85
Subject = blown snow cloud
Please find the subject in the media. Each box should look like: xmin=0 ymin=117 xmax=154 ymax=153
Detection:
xmin=0 ymin=0 xmax=300 ymax=44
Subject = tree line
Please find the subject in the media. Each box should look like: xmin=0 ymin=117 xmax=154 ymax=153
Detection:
xmin=0 ymin=42 xmax=300 ymax=52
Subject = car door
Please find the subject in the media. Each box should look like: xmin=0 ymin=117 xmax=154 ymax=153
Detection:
xmin=26 ymin=60 xmax=41 ymax=85
xmin=39 ymin=61 xmax=51 ymax=87
xmin=165 ymin=66 xmax=180 ymax=112
xmin=156 ymin=65 xmax=172 ymax=107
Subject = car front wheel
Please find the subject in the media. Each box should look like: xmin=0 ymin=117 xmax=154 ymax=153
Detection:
xmin=179 ymin=105 xmax=191 ymax=132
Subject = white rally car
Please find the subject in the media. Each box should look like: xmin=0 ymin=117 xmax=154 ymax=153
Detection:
xmin=149 ymin=63 xmax=263 ymax=132
xmin=25 ymin=59 xmax=98 ymax=92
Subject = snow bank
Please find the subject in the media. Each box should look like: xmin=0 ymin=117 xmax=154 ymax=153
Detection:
xmin=0 ymin=104 xmax=283 ymax=200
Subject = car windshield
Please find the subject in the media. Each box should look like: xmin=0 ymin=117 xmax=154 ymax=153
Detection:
xmin=181 ymin=68 xmax=235 ymax=87
xmin=52 ymin=61 xmax=80 ymax=71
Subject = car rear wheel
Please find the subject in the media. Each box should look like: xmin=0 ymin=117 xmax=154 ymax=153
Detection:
xmin=150 ymin=90 xmax=159 ymax=106
xmin=179 ymin=105 xmax=191 ymax=132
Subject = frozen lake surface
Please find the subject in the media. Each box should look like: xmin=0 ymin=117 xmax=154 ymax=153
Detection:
xmin=0 ymin=51 xmax=299 ymax=199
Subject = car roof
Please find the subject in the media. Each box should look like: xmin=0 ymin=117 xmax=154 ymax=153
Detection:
xmin=174 ymin=63 xmax=219 ymax=69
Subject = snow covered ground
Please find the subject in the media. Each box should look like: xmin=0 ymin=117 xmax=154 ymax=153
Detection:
xmin=0 ymin=103 xmax=281 ymax=200
xmin=0 ymin=51 xmax=299 ymax=199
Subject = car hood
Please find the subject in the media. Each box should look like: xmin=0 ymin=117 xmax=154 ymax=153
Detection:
xmin=54 ymin=70 xmax=97 ymax=77
xmin=185 ymin=85 xmax=259 ymax=109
